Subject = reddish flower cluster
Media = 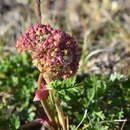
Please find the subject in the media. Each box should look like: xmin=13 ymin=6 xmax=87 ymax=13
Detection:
xmin=16 ymin=24 xmax=80 ymax=81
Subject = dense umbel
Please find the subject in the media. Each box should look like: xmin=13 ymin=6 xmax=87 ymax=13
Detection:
xmin=16 ymin=24 xmax=80 ymax=81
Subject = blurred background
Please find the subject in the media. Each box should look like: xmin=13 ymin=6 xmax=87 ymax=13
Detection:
xmin=1 ymin=0 xmax=130 ymax=75
xmin=1 ymin=0 xmax=130 ymax=129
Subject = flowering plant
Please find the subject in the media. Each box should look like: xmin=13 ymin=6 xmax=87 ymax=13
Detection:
xmin=16 ymin=24 xmax=80 ymax=129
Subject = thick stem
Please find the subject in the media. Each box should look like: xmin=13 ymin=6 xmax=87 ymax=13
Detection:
xmin=38 ymin=73 xmax=57 ymax=129
xmin=44 ymin=77 xmax=67 ymax=130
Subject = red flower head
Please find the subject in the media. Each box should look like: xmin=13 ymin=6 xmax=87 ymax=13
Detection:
xmin=16 ymin=24 xmax=80 ymax=81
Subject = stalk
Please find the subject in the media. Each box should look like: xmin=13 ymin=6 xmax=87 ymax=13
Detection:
xmin=38 ymin=73 xmax=57 ymax=129
xmin=54 ymin=98 xmax=67 ymax=130
xmin=45 ymin=77 xmax=67 ymax=130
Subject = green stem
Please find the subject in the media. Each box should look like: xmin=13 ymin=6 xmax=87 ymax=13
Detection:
xmin=42 ymin=75 xmax=67 ymax=130
xmin=54 ymin=98 xmax=67 ymax=130
xmin=41 ymin=74 xmax=67 ymax=130
xmin=38 ymin=73 xmax=57 ymax=129
xmin=40 ymin=100 xmax=54 ymax=123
